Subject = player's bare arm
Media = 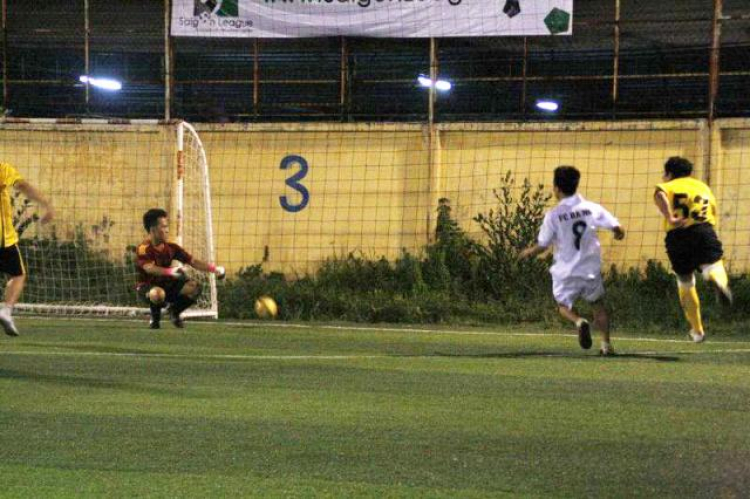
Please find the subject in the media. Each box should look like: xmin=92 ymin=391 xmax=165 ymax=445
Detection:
xmin=654 ymin=190 xmax=686 ymax=228
xmin=519 ymin=244 xmax=548 ymax=260
xmin=613 ymin=226 xmax=625 ymax=240
xmin=16 ymin=180 xmax=54 ymax=224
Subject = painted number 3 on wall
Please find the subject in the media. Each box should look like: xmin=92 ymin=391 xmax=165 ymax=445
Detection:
xmin=279 ymin=155 xmax=310 ymax=213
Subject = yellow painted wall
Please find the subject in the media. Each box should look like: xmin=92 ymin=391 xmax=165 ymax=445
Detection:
xmin=439 ymin=127 xmax=706 ymax=270
xmin=0 ymin=120 xmax=747 ymax=280
xmin=200 ymin=128 xmax=431 ymax=274
xmin=0 ymin=126 xmax=174 ymax=266
xmin=711 ymin=125 xmax=750 ymax=272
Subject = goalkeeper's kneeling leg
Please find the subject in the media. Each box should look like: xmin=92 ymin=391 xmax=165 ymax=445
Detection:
xmin=145 ymin=286 xmax=166 ymax=329
xmin=170 ymin=281 xmax=203 ymax=323
xmin=181 ymin=280 xmax=202 ymax=301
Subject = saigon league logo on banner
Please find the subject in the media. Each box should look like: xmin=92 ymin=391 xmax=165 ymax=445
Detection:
xmin=194 ymin=0 xmax=239 ymax=17
xmin=177 ymin=0 xmax=253 ymax=32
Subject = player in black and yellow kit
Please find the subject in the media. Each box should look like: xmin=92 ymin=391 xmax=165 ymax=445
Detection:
xmin=654 ymin=156 xmax=732 ymax=343
xmin=136 ymin=208 xmax=226 ymax=329
xmin=0 ymin=162 xmax=54 ymax=336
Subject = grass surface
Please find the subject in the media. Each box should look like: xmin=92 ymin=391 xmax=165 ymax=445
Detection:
xmin=2 ymin=318 xmax=749 ymax=498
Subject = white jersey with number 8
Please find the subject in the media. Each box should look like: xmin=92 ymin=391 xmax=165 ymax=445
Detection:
xmin=537 ymin=194 xmax=620 ymax=281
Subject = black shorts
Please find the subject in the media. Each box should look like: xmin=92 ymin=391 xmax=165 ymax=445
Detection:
xmin=0 ymin=244 xmax=26 ymax=277
xmin=137 ymin=279 xmax=188 ymax=305
xmin=665 ymin=223 xmax=723 ymax=276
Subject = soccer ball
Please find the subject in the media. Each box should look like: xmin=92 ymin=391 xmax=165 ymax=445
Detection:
xmin=254 ymin=295 xmax=278 ymax=319
xmin=147 ymin=287 xmax=166 ymax=305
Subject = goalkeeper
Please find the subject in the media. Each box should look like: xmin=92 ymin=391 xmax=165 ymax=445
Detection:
xmin=135 ymin=208 xmax=225 ymax=329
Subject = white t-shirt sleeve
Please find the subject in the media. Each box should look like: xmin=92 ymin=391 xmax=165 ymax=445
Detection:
xmin=594 ymin=205 xmax=620 ymax=231
xmin=537 ymin=212 xmax=556 ymax=247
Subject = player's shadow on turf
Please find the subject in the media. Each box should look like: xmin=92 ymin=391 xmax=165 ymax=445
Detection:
xmin=433 ymin=352 xmax=680 ymax=362
xmin=0 ymin=368 xmax=191 ymax=395
xmin=606 ymin=353 xmax=680 ymax=362
xmin=21 ymin=342 xmax=160 ymax=355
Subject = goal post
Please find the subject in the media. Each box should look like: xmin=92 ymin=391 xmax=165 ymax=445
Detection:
xmin=177 ymin=121 xmax=218 ymax=318
xmin=0 ymin=119 xmax=218 ymax=318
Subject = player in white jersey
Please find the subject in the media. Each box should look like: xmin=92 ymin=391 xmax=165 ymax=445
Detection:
xmin=520 ymin=166 xmax=625 ymax=355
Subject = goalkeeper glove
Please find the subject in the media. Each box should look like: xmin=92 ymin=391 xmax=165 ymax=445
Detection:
xmin=162 ymin=266 xmax=185 ymax=278
xmin=208 ymin=264 xmax=226 ymax=280
xmin=215 ymin=266 xmax=226 ymax=280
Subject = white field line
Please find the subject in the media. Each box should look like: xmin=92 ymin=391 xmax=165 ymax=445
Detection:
xmin=631 ymin=348 xmax=750 ymax=355
xmin=15 ymin=315 xmax=750 ymax=347
xmin=219 ymin=321 xmax=750 ymax=346
xmin=0 ymin=350 xmax=391 ymax=361
xmin=1 ymin=348 xmax=749 ymax=362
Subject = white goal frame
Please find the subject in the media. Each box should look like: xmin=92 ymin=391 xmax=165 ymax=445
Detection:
xmin=0 ymin=119 xmax=218 ymax=319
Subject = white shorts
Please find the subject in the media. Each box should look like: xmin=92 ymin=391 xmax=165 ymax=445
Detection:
xmin=552 ymin=275 xmax=605 ymax=309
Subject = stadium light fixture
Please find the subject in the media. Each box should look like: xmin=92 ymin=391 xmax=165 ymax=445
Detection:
xmin=79 ymin=75 xmax=122 ymax=91
xmin=434 ymin=80 xmax=452 ymax=92
xmin=417 ymin=75 xmax=452 ymax=92
xmin=418 ymin=75 xmax=433 ymax=88
xmin=536 ymin=99 xmax=559 ymax=112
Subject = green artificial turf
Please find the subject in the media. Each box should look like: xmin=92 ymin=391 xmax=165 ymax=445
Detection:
xmin=1 ymin=318 xmax=749 ymax=498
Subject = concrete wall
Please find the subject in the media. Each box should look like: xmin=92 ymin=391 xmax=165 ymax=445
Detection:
xmin=1 ymin=119 xmax=747 ymax=279
xmin=0 ymin=125 xmax=173 ymax=265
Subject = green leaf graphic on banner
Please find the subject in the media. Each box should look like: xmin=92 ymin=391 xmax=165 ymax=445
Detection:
xmin=217 ymin=0 xmax=238 ymax=17
xmin=544 ymin=8 xmax=570 ymax=35
xmin=194 ymin=0 xmax=238 ymax=17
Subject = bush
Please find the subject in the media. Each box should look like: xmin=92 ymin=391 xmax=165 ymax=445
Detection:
xmin=17 ymin=224 xmax=137 ymax=306
xmin=472 ymin=173 xmax=552 ymax=303
xmin=6 ymin=194 xmax=137 ymax=306
xmin=219 ymin=172 xmax=557 ymax=324
xmin=604 ymin=260 xmax=750 ymax=333
xmin=218 ymin=171 xmax=750 ymax=335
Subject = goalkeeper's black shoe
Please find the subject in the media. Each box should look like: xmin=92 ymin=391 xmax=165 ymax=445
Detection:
xmin=170 ymin=309 xmax=185 ymax=329
xmin=149 ymin=308 xmax=161 ymax=330
xmin=577 ymin=319 xmax=592 ymax=350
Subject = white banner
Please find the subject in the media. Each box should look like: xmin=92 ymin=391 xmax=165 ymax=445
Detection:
xmin=172 ymin=0 xmax=573 ymax=38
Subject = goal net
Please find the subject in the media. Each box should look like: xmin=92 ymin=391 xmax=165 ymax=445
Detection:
xmin=0 ymin=120 xmax=217 ymax=318
xmin=193 ymin=119 xmax=750 ymax=278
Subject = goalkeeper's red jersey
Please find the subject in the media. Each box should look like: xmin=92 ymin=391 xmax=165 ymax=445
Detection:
xmin=135 ymin=239 xmax=193 ymax=289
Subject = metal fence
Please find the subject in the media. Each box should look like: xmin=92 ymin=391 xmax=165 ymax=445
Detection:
xmin=2 ymin=0 xmax=749 ymax=122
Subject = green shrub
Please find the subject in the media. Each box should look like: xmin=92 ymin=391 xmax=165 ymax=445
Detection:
xmin=18 ymin=224 xmax=137 ymax=306
xmin=604 ymin=260 xmax=750 ymax=333
xmin=7 ymin=195 xmax=137 ymax=306
xmin=218 ymin=172 xmax=750 ymax=335
xmin=219 ymin=172 xmax=557 ymax=324
xmin=473 ymin=173 xmax=552 ymax=303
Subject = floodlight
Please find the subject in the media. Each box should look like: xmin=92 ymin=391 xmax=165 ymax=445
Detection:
xmin=79 ymin=76 xmax=122 ymax=91
xmin=536 ymin=100 xmax=559 ymax=112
